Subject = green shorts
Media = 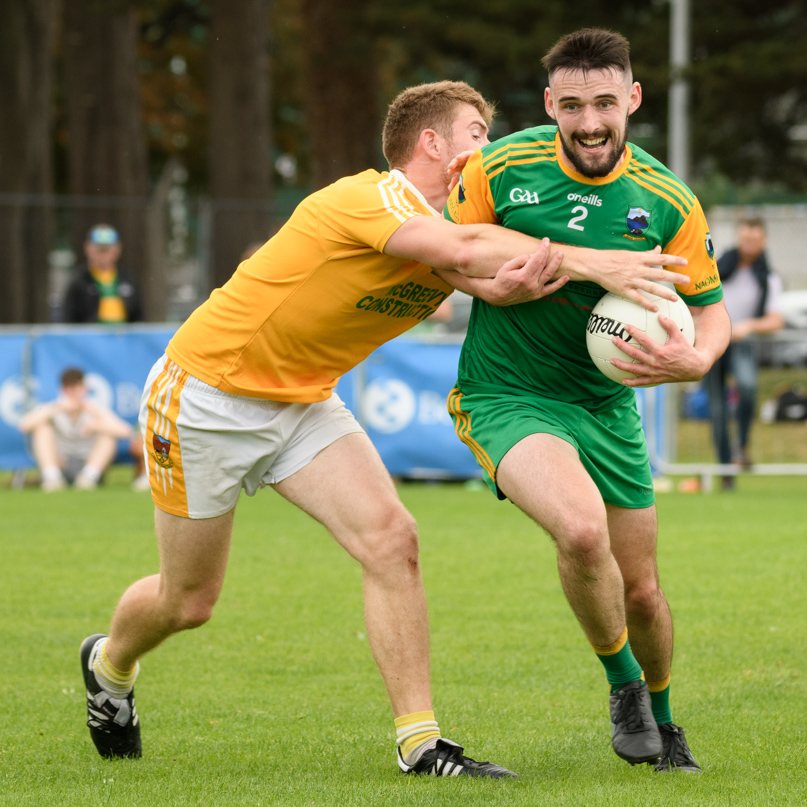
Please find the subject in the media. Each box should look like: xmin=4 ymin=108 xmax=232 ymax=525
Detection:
xmin=447 ymin=387 xmax=655 ymax=509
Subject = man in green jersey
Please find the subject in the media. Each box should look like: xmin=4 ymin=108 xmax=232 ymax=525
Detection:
xmin=445 ymin=29 xmax=731 ymax=772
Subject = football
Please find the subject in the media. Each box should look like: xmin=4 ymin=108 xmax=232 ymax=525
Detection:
xmin=586 ymin=290 xmax=695 ymax=383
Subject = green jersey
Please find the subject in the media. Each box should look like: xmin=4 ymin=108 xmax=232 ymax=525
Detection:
xmin=445 ymin=125 xmax=722 ymax=410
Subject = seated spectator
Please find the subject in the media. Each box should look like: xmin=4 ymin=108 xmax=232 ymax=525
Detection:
xmin=63 ymin=224 xmax=143 ymax=323
xmin=18 ymin=367 xmax=134 ymax=491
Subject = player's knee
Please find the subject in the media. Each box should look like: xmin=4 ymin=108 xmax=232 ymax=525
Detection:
xmin=356 ymin=507 xmax=420 ymax=574
xmin=624 ymin=578 xmax=661 ymax=621
xmin=557 ymin=517 xmax=609 ymax=566
xmin=167 ymin=590 xmax=219 ymax=631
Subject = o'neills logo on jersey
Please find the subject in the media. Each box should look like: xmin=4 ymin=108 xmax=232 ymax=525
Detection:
xmin=509 ymin=187 xmax=540 ymax=204
xmin=567 ymin=192 xmax=603 ymax=206
xmin=586 ymin=313 xmax=634 ymax=343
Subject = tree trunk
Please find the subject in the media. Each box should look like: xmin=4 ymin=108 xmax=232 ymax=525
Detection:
xmin=208 ymin=0 xmax=274 ymax=290
xmin=62 ymin=0 xmax=162 ymax=319
xmin=0 ymin=0 xmax=58 ymax=324
xmin=301 ymin=0 xmax=380 ymax=189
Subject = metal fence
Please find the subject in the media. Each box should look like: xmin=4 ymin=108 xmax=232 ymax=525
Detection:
xmin=646 ymin=332 xmax=807 ymax=491
xmin=0 ymin=173 xmax=307 ymax=325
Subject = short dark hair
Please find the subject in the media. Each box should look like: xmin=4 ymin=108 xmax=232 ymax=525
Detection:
xmin=542 ymin=28 xmax=632 ymax=81
xmin=382 ymin=81 xmax=495 ymax=169
xmin=739 ymin=217 xmax=766 ymax=232
xmin=60 ymin=367 xmax=85 ymax=387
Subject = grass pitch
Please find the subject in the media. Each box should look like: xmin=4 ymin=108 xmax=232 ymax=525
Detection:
xmin=1 ymin=471 xmax=804 ymax=806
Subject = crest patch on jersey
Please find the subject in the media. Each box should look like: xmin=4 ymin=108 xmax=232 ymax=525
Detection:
xmin=626 ymin=207 xmax=651 ymax=236
xmin=457 ymin=174 xmax=466 ymax=203
xmin=705 ymin=233 xmax=715 ymax=260
xmin=152 ymin=434 xmax=174 ymax=468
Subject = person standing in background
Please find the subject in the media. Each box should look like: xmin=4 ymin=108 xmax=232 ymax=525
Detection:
xmin=705 ymin=218 xmax=784 ymax=489
xmin=63 ymin=224 xmax=143 ymax=324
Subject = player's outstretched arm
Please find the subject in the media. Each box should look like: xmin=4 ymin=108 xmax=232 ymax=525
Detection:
xmin=433 ymin=239 xmax=569 ymax=306
xmin=610 ymin=299 xmax=731 ymax=387
xmin=558 ymin=244 xmax=691 ymax=311
xmin=384 ymin=217 xmax=689 ymax=312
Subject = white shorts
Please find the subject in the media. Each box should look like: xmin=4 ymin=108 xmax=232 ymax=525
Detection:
xmin=139 ymin=356 xmax=365 ymax=518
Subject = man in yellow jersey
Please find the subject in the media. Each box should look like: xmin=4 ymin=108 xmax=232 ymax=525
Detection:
xmin=64 ymin=224 xmax=143 ymax=323
xmin=79 ymin=80 xmax=692 ymax=777
xmin=444 ymin=31 xmax=731 ymax=773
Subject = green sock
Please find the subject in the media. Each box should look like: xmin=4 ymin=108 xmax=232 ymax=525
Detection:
xmin=592 ymin=627 xmax=644 ymax=691
xmin=647 ymin=678 xmax=673 ymax=724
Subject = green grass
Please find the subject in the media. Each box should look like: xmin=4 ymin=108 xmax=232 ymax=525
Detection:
xmin=1 ymin=471 xmax=805 ymax=805
xmin=677 ymin=366 xmax=807 ymax=463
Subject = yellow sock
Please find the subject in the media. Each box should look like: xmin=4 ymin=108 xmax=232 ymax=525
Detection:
xmin=395 ymin=710 xmax=441 ymax=760
xmin=93 ymin=638 xmax=139 ymax=698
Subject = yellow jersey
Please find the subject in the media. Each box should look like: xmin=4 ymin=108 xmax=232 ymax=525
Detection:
xmin=167 ymin=169 xmax=453 ymax=402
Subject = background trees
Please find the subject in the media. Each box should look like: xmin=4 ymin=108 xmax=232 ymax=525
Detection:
xmin=0 ymin=0 xmax=805 ymax=322
xmin=0 ymin=0 xmax=58 ymax=324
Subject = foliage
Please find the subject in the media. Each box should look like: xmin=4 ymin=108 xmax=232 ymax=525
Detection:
xmin=37 ymin=0 xmax=807 ymax=194
xmin=137 ymin=0 xmax=211 ymax=190
xmin=687 ymin=0 xmax=807 ymax=188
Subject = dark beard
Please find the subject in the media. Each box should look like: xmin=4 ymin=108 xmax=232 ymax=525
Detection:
xmin=558 ymin=116 xmax=629 ymax=178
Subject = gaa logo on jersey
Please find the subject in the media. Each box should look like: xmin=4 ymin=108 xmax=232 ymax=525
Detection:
xmin=626 ymin=207 xmax=651 ymax=236
xmin=705 ymin=233 xmax=715 ymax=260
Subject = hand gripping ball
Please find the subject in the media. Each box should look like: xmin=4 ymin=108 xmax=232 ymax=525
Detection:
xmin=586 ymin=290 xmax=695 ymax=382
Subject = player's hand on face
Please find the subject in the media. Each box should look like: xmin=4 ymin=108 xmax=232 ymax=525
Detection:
xmin=589 ymin=245 xmax=691 ymax=312
xmin=446 ymin=150 xmax=475 ymax=192
xmin=487 ymin=238 xmax=569 ymax=306
xmin=610 ymin=313 xmax=708 ymax=387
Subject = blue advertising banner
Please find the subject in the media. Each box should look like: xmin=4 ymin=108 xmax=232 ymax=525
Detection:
xmin=0 ymin=333 xmax=29 ymax=470
xmin=0 ymin=327 xmax=663 ymax=477
xmin=336 ymin=337 xmax=481 ymax=478
xmin=0 ymin=326 xmax=177 ymax=469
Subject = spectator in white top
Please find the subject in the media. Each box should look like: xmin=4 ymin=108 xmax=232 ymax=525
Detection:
xmin=18 ymin=367 xmax=134 ymax=491
xmin=705 ymin=218 xmax=785 ymax=488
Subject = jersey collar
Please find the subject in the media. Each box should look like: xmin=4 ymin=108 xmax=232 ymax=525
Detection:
xmin=554 ymin=131 xmax=633 ymax=186
xmin=388 ymin=169 xmax=442 ymax=217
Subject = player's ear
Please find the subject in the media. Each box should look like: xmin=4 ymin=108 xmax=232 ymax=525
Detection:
xmin=419 ymin=129 xmax=441 ymax=161
xmin=628 ymin=82 xmax=642 ymax=116
xmin=544 ymin=87 xmax=556 ymax=120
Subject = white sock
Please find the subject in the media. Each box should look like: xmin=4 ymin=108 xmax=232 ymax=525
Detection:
xmin=80 ymin=465 xmax=102 ymax=482
xmin=404 ymin=737 xmax=440 ymax=766
xmin=42 ymin=466 xmax=64 ymax=481
xmin=91 ymin=637 xmax=139 ymax=699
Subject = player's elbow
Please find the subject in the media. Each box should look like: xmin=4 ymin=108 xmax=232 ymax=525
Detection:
xmin=452 ymin=236 xmax=491 ymax=278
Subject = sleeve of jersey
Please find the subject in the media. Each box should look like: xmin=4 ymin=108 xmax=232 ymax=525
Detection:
xmin=319 ymin=174 xmax=425 ymax=253
xmin=664 ymin=200 xmax=723 ymax=306
xmin=443 ymin=149 xmax=498 ymax=225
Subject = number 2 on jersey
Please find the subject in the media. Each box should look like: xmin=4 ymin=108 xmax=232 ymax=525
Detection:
xmin=568 ymin=205 xmax=588 ymax=231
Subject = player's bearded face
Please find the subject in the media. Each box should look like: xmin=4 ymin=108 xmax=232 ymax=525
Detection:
xmin=547 ymin=68 xmax=639 ymax=180
xmin=558 ymin=113 xmax=630 ymax=178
